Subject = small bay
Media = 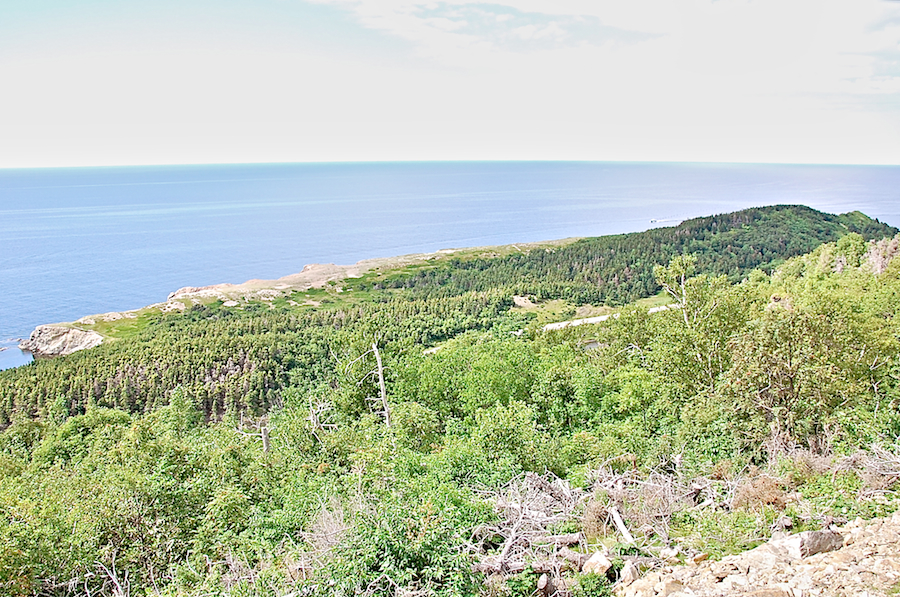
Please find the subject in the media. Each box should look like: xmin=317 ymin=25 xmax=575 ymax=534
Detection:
xmin=1 ymin=161 xmax=899 ymax=371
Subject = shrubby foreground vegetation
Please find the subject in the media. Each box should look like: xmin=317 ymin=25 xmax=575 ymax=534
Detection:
xmin=0 ymin=206 xmax=899 ymax=596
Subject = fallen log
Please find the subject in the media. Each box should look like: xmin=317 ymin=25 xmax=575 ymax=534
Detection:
xmin=533 ymin=532 xmax=583 ymax=547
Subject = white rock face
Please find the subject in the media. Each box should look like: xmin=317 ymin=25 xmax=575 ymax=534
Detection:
xmin=19 ymin=325 xmax=103 ymax=357
xmin=167 ymin=283 xmax=235 ymax=300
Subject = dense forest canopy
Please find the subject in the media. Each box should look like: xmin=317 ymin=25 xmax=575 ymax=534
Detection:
xmin=0 ymin=205 xmax=899 ymax=596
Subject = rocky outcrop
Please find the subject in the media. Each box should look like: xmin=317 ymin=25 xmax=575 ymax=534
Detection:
xmin=19 ymin=325 xmax=103 ymax=357
xmin=167 ymin=283 xmax=235 ymax=301
xmin=617 ymin=514 xmax=900 ymax=597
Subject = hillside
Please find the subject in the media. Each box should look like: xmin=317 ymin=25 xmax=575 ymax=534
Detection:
xmin=0 ymin=205 xmax=899 ymax=597
xmin=2 ymin=205 xmax=895 ymax=425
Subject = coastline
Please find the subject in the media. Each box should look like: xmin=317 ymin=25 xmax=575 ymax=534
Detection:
xmin=12 ymin=202 xmax=899 ymax=363
xmin=14 ymin=238 xmax=579 ymax=359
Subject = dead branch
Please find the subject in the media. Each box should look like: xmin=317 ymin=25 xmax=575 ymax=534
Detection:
xmin=609 ymin=506 xmax=636 ymax=544
xmin=95 ymin=559 xmax=130 ymax=597
xmin=470 ymin=472 xmax=589 ymax=578
xmin=533 ymin=533 xmax=583 ymax=547
xmin=236 ymin=412 xmax=271 ymax=452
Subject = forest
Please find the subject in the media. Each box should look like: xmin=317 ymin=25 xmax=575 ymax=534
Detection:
xmin=0 ymin=205 xmax=899 ymax=596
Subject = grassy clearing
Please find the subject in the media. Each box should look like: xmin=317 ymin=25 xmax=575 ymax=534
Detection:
xmin=634 ymin=291 xmax=673 ymax=309
xmin=514 ymin=298 xmax=577 ymax=325
xmin=75 ymin=310 xmax=156 ymax=340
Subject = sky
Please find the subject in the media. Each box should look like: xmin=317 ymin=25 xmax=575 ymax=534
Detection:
xmin=1 ymin=0 xmax=899 ymax=167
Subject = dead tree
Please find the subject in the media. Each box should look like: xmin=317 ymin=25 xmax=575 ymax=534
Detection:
xmin=345 ymin=342 xmax=392 ymax=428
xmin=236 ymin=412 xmax=271 ymax=452
xmin=307 ymin=397 xmax=337 ymax=444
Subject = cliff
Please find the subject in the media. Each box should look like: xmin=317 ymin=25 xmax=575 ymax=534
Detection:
xmin=19 ymin=325 xmax=104 ymax=357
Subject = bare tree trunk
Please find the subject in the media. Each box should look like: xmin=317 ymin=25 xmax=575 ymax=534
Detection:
xmin=261 ymin=425 xmax=270 ymax=453
xmin=372 ymin=342 xmax=390 ymax=428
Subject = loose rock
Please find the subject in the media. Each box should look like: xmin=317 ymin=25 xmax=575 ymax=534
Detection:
xmin=615 ymin=515 xmax=900 ymax=597
xmin=583 ymin=551 xmax=613 ymax=575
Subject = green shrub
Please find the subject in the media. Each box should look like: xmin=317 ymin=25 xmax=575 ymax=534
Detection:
xmin=574 ymin=572 xmax=613 ymax=597
xmin=505 ymin=572 xmax=535 ymax=597
xmin=315 ymin=498 xmax=479 ymax=597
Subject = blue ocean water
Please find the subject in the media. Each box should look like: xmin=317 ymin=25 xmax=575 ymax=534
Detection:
xmin=1 ymin=161 xmax=899 ymax=371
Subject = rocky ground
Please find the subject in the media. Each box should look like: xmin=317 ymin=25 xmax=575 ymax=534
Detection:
xmin=616 ymin=513 xmax=900 ymax=597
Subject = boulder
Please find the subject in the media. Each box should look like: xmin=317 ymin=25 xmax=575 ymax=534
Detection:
xmin=612 ymin=517 xmax=900 ymax=597
xmin=622 ymin=577 xmax=656 ymax=597
xmin=582 ymin=551 xmax=613 ymax=575
xmin=619 ymin=560 xmax=640 ymax=586
xmin=654 ymin=579 xmax=683 ymax=596
xmin=770 ymin=530 xmax=843 ymax=559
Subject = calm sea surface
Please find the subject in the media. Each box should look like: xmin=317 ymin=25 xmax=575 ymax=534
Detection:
xmin=2 ymin=161 xmax=899 ymax=370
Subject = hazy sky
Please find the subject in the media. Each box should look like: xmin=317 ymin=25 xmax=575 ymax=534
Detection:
xmin=1 ymin=0 xmax=899 ymax=167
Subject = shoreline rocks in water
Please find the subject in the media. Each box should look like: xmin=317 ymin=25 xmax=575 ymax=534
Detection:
xmin=19 ymin=325 xmax=103 ymax=357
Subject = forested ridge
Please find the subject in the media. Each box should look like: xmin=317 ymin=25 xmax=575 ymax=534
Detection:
xmin=369 ymin=205 xmax=894 ymax=304
xmin=1 ymin=205 xmax=899 ymax=597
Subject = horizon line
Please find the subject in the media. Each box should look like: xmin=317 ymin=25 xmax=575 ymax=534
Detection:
xmin=2 ymin=157 xmax=900 ymax=171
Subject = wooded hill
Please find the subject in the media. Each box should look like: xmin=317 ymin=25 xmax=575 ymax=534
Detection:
xmin=0 ymin=205 xmax=898 ymax=597
xmin=367 ymin=205 xmax=893 ymax=304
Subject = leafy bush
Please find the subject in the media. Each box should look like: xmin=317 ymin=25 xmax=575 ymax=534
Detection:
xmin=573 ymin=572 xmax=614 ymax=597
xmin=313 ymin=498 xmax=479 ymax=597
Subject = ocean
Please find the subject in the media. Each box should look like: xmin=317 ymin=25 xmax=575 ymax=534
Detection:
xmin=2 ymin=161 xmax=899 ymax=371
